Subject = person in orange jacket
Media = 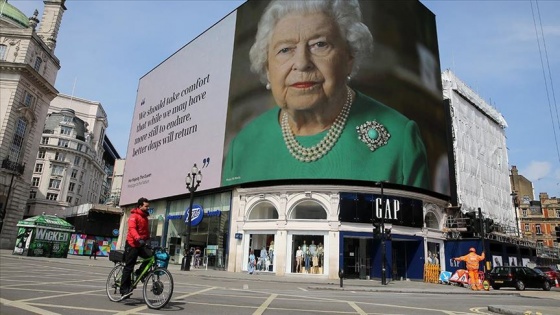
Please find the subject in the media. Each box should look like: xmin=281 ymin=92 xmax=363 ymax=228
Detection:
xmin=453 ymin=247 xmax=485 ymax=290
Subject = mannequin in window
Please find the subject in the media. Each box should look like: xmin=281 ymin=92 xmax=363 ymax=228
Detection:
xmin=317 ymin=242 xmax=324 ymax=268
xmin=302 ymin=240 xmax=310 ymax=273
xmin=309 ymin=240 xmax=317 ymax=273
xmin=259 ymin=245 xmax=268 ymax=271
xmin=268 ymin=241 xmax=274 ymax=265
xmin=295 ymin=246 xmax=303 ymax=273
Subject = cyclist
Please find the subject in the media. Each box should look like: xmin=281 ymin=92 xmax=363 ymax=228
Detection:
xmin=120 ymin=197 xmax=151 ymax=299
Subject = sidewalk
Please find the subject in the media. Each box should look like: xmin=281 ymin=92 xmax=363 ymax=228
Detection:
xmin=3 ymin=250 xmax=559 ymax=315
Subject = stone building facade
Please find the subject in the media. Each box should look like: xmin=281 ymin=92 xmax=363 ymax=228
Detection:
xmin=0 ymin=0 xmax=67 ymax=249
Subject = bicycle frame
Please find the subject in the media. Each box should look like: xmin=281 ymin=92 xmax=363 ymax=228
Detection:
xmin=131 ymin=255 xmax=156 ymax=288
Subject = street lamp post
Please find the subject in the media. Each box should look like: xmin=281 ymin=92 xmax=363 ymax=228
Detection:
xmin=510 ymin=192 xmax=520 ymax=237
xmin=182 ymin=164 xmax=202 ymax=271
xmin=378 ymin=181 xmax=387 ymax=285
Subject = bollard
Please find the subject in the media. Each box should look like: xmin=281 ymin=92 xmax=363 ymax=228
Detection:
xmin=181 ymin=255 xmax=189 ymax=271
xmin=339 ymin=268 xmax=344 ymax=288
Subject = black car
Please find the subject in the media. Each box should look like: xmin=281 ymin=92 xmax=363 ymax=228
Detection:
xmin=487 ymin=266 xmax=553 ymax=291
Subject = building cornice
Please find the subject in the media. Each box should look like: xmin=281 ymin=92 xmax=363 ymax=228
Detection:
xmin=0 ymin=62 xmax=58 ymax=97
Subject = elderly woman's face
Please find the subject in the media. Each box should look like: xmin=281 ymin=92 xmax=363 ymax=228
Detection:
xmin=267 ymin=12 xmax=354 ymax=111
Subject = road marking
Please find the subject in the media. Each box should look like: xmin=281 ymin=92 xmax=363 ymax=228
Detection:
xmin=253 ymin=293 xmax=278 ymax=315
xmin=348 ymin=301 xmax=367 ymax=315
xmin=0 ymin=298 xmax=60 ymax=315
xmin=114 ymin=286 xmax=217 ymax=315
xmin=298 ymin=287 xmax=308 ymax=291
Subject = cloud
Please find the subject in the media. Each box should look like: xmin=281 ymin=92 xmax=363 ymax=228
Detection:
xmin=520 ymin=161 xmax=551 ymax=181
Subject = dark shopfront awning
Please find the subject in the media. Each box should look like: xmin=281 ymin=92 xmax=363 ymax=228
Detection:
xmin=17 ymin=214 xmax=75 ymax=232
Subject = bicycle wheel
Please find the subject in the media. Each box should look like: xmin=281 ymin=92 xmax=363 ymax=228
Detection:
xmin=106 ymin=264 xmax=124 ymax=302
xmin=143 ymin=268 xmax=174 ymax=309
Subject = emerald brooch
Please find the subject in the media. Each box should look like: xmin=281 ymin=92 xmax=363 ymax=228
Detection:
xmin=356 ymin=120 xmax=390 ymax=151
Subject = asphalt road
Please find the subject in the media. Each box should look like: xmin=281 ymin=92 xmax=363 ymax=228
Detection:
xmin=1 ymin=252 xmax=559 ymax=315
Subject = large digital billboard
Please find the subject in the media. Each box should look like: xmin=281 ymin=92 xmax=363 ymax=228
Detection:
xmin=121 ymin=0 xmax=449 ymax=206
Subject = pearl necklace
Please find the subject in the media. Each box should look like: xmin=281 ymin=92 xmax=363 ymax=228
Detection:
xmin=281 ymin=87 xmax=353 ymax=162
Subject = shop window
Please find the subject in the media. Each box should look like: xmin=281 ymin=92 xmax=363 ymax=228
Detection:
xmin=425 ymin=212 xmax=438 ymax=229
xmin=248 ymin=201 xmax=278 ymax=220
xmin=248 ymin=234 xmax=276 ymax=272
xmin=290 ymin=200 xmax=326 ymax=220
xmin=292 ymin=235 xmax=325 ymax=274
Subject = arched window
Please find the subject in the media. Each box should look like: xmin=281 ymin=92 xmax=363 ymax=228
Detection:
xmin=248 ymin=201 xmax=278 ymax=220
xmin=425 ymin=212 xmax=439 ymax=229
xmin=290 ymin=200 xmax=327 ymax=220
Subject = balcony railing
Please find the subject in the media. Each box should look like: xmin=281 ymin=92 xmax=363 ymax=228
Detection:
xmin=1 ymin=159 xmax=25 ymax=175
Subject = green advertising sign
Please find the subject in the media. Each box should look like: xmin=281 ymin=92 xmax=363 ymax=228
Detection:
xmin=13 ymin=214 xmax=74 ymax=258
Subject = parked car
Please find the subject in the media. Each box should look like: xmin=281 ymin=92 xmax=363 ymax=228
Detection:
xmin=487 ymin=266 xmax=553 ymax=291
xmin=534 ymin=266 xmax=560 ymax=282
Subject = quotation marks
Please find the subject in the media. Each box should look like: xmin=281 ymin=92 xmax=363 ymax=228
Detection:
xmin=202 ymin=157 xmax=210 ymax=168
xmin=140 ymin=98 xmax=145 ymax=106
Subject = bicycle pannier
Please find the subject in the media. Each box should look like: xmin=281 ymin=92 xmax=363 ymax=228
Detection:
xmin=109 ymin=250 xmax=125 ymax=263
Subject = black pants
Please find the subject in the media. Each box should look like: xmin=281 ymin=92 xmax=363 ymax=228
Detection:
xmin=90 ymin=248 xmax=98 ymax=259
xmin=120 ymin=243 xmax=152 ymax=294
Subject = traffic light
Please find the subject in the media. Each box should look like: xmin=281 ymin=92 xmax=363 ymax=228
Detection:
xmin=484 ymin=218 xmax=495 ymax=234
xmin=385 ymin=227 xmax=392 ymax=240
xmin=555 ymin=226 xmax=560 ymax=242
xmin=373 ymin=222 xmax=381 ymax=238
xmin=465 ymin=211 xmax=479 ymax=234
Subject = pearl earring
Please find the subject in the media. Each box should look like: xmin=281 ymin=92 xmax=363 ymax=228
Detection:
xmin=266 ymin=83 xmax=271 ymax=90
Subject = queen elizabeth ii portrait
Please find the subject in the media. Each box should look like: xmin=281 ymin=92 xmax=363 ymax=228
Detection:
xmin=222 ymin=0 xmax=445 ymax=191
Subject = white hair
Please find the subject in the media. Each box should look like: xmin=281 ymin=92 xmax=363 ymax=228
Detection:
xmin=249 ymin=0 xmax=374 ymax=84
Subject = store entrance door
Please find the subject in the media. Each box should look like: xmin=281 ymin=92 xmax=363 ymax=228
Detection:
xmin=343 ymin=237 xmax=371 ymax=279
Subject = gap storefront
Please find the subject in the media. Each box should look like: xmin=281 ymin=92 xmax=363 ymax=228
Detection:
xmin=227 ymin=184 xmax=448 ymax=280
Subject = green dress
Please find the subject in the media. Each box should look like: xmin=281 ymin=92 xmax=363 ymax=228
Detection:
xmin=222 ymin=90 xmax=429 ymax=189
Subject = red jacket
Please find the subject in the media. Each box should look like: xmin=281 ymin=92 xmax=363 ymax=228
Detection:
xmin=126 ymin=208 xmax=150 ymax=247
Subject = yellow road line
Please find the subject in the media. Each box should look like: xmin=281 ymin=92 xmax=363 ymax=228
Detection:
xmin=253 ymin=293 xmax=278 ymax=315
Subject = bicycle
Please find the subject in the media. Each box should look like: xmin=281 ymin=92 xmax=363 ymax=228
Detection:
xmin=106 ymin=246 xmax=174 ymax=309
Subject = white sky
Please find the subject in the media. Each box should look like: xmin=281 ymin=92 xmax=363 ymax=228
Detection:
xmin=10 ymin=0 xmax=560 ymax=197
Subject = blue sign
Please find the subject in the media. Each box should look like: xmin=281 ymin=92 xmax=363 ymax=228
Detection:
xmin=147 ymin=208 xmax=154 ymax=215
xmin=184 ymin=204 xmax=204 ymax=226
xmin=167 ymin=214 xmax=183 ymax=220
xmin=112 ymin=229 xmax=119 ymax=236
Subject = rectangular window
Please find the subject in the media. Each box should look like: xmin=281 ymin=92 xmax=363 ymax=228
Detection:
xmin=51 ymin=165 xmax=64 ymax=176
xmin=80 ymin=172 xmax=84 ymax=181
xmin=68 ymin=182 xmax=75 ymax=192
xmin=75 ymin=198 xmax=80 ymax=205
xmin=37 ymin=150 xmax=45 ymax=158
xmin=49 ymin=179 xmax=61 ymax=189
xmin=66 ymin=196 xmax=73 ymax=203
xmin=46 ymin=193 xmax=58 ymax=201
xmin=74 ymin=156 xmax=81 ymax=166
xmin=76 ymin=143 xmax=83 ymax=152
xmin=29 ymin=190 xmax=37 ymax=199
xmin=33 ymin=57 xmax=42 ymax=71
xmin=0 ymin=44 xmax=6 ymax=60
xmin=63 ymin=115 xmax=73 ymax=122
xmin=42 ymin=137 xmax=49 ymax=145
xmin=524 ymin=224 xmax=530 ymax=232
xmin=23 ymin=91 xmax=35 ymax=107
xmin=8 ymin=118 xmax=27 ymax=162
xmin=58 ymin=139 xmax=69 ymax=147
xmin=522 ymin=209 xmax=527 ymax=217
xmin=60 ymin=126 xmax=72 ymax=135
xmin=77 ymin=185 xmax=82 ymax=194
xmin=34 ymin=163 xmax=43 ymax=173
xmin=55 ymin=152 xmax=65 ymax=161
xmin=556 ymin=210 xmax=560 ymax=219
xmin=71 ymin=169 xmax=78 ymax=179
xmin=31 ymin=177 xmax=40 ymax=187
xmin=536 ymin=224 xmax=542 ymax=235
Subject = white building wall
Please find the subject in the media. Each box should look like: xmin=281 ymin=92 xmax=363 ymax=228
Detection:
xmin=442 ymin=70 xmax=514 ymax=227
